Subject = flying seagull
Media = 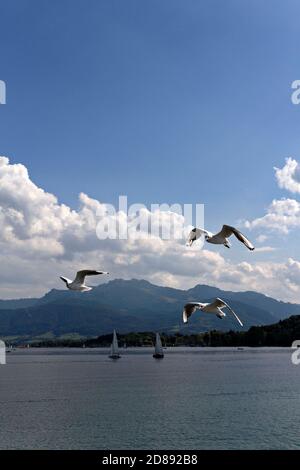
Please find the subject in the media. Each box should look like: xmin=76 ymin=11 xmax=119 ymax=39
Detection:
xmin=186 ymin=225 xmax=255 ymax=251
xmin=183 ymin=298 xmax=243 ymax=327
xmin=60 ymin=270 xmax=109 ymax=291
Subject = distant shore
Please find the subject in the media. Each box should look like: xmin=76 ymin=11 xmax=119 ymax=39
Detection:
xmin=5 ymin=315 xmax=300 ymax=348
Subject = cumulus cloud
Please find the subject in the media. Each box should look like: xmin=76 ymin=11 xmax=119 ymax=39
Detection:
xmin=245 ymin=158 xmax=300 ymax=235
xmin=245 ymin=198 xmax=300 ymax=234
xmin=275 ymin=157 xmax=300 ymax=194
xmin=1 ymin=156 xmax=300 ymax=302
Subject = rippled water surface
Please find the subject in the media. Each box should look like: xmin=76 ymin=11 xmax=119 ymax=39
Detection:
xmin=0 ymin=347 xmax=299 ymax=449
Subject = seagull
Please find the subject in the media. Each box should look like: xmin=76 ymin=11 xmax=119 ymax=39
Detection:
xmin=60 ymin=270 xmax=109 ymax=292
xmin=186 ymin=224 xmax=255 ymax=251
xmin=183 ymin=298 xmax=243 ymax=326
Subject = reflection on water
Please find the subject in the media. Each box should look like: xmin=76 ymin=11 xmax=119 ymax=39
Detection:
xmin=0 ymin=347 xmax=299 ymax=449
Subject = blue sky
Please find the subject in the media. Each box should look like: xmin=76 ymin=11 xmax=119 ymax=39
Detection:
xmin=1 ymin=1 xmax=300 ymax=299
xmin=0 ymin=0 xmax=299 ymax=210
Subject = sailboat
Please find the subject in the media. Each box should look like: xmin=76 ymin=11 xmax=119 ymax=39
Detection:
xmin=153 ymin=332 xmax=164 ymax=359
xmin=109 ymin=330 xmax=121 ymax=359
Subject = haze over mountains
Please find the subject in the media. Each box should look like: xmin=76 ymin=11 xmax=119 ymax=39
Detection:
xmin=1 ymin=279 xmax=300 ymax=340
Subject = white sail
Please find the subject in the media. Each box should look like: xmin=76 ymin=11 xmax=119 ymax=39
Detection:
xmin=111 ymin=329 xmax=119 ymax=356
xmin=155 ymin=333 xmax=163 ymax=355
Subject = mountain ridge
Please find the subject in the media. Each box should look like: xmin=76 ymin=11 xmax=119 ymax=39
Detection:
xmin=0 ymin=279 xmax=299 ymax=339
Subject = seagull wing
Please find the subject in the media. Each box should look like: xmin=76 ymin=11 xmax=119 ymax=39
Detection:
xmin=216 ymin=225 xmax=255 ymax=251
xmin=186 ymin=227 xmax=209 ymax=246
xmin=206 ymin=298 xmax=243 ymax=326
xmin=216 ymin=298 xmax=244 ymax=327
xmin=207 ymin=298 xmax=228 ymax=310
xmin=60 ymin=276 xmax=72 ymax=286
xmin=73 ymin=270 xmax=108 ymax=285
xmin=182 ymin=303 xmax=202 ymax=323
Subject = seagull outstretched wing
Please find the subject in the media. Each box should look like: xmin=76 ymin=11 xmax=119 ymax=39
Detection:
xmin=216 ymin=225 xmax=255 ymax=251
xmin=73 ymin=270 xmax=108 ymax=286
xmin=60 ymin=276 xmax=72 ymax=286
xmin=182 ymin=302 xmax=203 ymax=323
xmin=186 ymin=227 xmax=210 ymax=246
xmin=211 ymin=297 xmax=244 ymax=327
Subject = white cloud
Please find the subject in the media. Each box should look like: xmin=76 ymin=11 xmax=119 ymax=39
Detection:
xmin=254 ymin=246 xmax=277 ymax=253
xmin=275 ymin=157 xmax=300 ymax=194
xmin=256 ymin=234 xmax=268 ymax=243
xmin=245 ymin=198 xmax=300 ymax=234
xmin=1 ymin=156 xmax=300 ymax=302
xmin=245 ymin=158 xmax=300 ymax=235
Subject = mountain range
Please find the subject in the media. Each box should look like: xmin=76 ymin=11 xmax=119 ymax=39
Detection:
xmin=1 ymin=279 xmax=300 ymax=340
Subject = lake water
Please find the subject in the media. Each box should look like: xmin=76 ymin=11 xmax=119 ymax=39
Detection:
xmin=0 ymin=347 xmax=299 ymax=449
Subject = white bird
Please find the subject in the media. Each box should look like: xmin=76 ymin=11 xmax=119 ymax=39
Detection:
xmin=186 ymin=224 xmax=255 ymax=251
xmin=183 ymin=298 xmax=243 ymax=327
xmin=60 ymin=270 xmax=109 ymax=292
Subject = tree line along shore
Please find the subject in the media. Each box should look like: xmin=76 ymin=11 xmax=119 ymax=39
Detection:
xmin=25 ymin=315 xmax=300 ymax=348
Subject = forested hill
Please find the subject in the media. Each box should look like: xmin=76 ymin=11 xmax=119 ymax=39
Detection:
xmin=32 ymin=315 xmax=300 ymax=348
